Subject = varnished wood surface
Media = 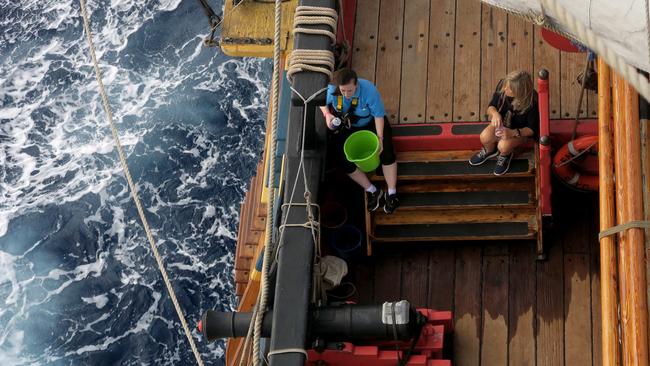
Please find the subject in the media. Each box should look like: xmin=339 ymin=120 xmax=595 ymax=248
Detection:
xmin=352 ymin=0 xmax=599 ymax=123
xmin=349 ymin=184 xmax=602 ymax=366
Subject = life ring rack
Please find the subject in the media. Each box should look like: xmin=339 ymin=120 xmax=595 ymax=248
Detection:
xmin=552 ymin=135 xmax=599 ymax=191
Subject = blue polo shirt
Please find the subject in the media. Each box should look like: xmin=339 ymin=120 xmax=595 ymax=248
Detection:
xmin=326 ymin=78 xmax=386 ymax=127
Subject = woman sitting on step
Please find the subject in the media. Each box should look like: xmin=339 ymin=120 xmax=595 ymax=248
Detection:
xmin=469 ymin=70 xmax=539 ymax=176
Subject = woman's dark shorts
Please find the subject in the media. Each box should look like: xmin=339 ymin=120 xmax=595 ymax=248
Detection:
xmin=329 ymin=116 xmax=397 ymax=174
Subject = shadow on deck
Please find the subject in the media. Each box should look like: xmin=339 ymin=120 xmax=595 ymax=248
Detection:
xmin=347 ymin=183 xmax=600 ymax=366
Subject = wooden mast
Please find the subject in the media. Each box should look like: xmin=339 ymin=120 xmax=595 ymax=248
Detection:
xmin=612 ymin=71 xmax=649 ymax=366
xmin=599 ymin=58 xmax=620 ymax=366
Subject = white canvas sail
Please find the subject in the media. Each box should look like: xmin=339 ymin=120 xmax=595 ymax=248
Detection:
xmin=481 ymin=0 xmax=650 ymax=73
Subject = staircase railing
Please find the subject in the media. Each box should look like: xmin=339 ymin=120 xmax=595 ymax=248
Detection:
xmin=537 ymin=69 xmax=552 ymax=217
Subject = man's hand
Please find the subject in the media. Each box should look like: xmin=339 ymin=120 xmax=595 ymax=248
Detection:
xmin=378 ymin=136 xmax=384 ymax=154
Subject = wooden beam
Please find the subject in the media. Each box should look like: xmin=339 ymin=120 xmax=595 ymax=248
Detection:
xmin=598 ymin=58 xmax=620 ymax=366
xmin=613 ymin=71 xmax=649 ymax=366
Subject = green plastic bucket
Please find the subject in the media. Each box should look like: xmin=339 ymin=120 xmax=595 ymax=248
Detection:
xmin=343 ymin=130 xmax=380 ymax=173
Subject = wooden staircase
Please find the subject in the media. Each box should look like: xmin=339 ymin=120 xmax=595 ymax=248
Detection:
xmin=366 ymin=149 xmax=543 ymax=258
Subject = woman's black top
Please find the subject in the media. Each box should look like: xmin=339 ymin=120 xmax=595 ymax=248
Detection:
xmin=488 ymin=91 xmax=540 ymax=139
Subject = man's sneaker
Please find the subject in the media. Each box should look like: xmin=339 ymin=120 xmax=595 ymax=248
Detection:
xmin=383 ymin=193 xmax=400 ymax=214
xmin=494 ymin=153 xmax=513 ymax=176
xmin=366 ymin=189 xmax=384 ymax=212
xmin=469 ymin=147 xmax=499 ymax=166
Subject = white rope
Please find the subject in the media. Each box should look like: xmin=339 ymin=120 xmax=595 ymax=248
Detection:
xmin=540 ymin=0 xmax=650 ymax=102
xmin=251 ymin=0 xmax=284 ymax=364
xmin=287 ymin=49 xmax=335 ymax=82
xmin=267 ymin=348 xmax=309 ymax=357
xmin=287 ymin=5 xmax=338 ymax=82
xmin=77 ymin=1 xmax=204 ymax=365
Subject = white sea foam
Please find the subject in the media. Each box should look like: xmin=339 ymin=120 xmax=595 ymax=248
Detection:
xmin=0 ymin=0 xmax=269 ymax=363
xmin=81 ymin=294 xmax=109 ymax=309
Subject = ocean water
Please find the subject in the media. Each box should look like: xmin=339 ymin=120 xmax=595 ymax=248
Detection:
xmin=0 ymin=0 xmax=271 ymax=364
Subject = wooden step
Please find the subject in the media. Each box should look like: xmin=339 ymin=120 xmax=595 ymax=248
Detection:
xmin=371 ymin=150 xmax=535 ymax=182
xmin=374 ymin=206 xmax=536 ymax=226
xmin=371 ymin=207 xmax=537 ymax=242
xmin=395 ymin=190 xmax=533 ymax=210
xmin=397 ymin=176 xmax=535 ymax=193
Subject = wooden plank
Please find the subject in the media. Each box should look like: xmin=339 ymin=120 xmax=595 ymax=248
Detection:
xmin=480 ymin=255 xmax=509 ymax=366
xmin=564 ymin=254 xmax=592 ymax=366
xmin=560 ymin=52 xmax=588 ymax=119
xmin=452 ymin=0 xmax=482 ymax=122
xmin=428 ymin=245 xmax=456 ymax=310
xmin=352 ymin=258 xmax=375 ymax=304
xmin=587 ymin=88 xmax=598 ymax=119
xmin=375 ymin=0 xmax=405 ymax=122
xmin=372 ymin=232 xmax=536 ymax=243
xmin=397 ymin=177 xmax=536 ymax=194
xmin=509 ymin=243 xmax=535 ymax=366
xmin=399 ymin=0 xmax=430 ymax=123
xmin=561 ymin=196 xmax=592 ymax=254
xmin=374 ymin=207 xmax=536 ymax=225
xmin=506 ymin=15 xmax=534 ymax=75
xmin=395 ymin=149 xmax=533 ymax=162
xmin=590 ymin=224 xmax=602 ymax=366
xmin=426 ymin=0 xmax=456 ymax=122
xmin=536 ymin=238 xmax=564 ymax=366
xmin=351 ymin=0 xmax=380 ymax=81
xmin=454 ymin=246 xmax=482 ymax=366
xmin=401 ymin=248 xmax=430 ymax=307
xmin=373 ymin=247 xmax=402 ymax=302
xmin=480 ymin=5 xmax=507 ymax=121
xmin=533 ymin=26 xmax=561 ymax=119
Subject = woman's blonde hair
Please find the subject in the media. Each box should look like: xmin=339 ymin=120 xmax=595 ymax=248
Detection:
xmin=501 ymin=70 xmax=534 ymax=114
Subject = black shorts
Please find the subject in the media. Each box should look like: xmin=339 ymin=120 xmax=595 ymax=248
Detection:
xmin=329 ymin=116 xmax=397 ymax=174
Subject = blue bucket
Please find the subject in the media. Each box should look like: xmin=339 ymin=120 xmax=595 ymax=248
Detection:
xmin=330 ymin=224 xmax=362 ymax=260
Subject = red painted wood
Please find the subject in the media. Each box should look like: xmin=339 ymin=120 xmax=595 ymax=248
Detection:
xmin=540 ymin=28 xmax=583 ymax=53
xmin=538 ymin=74 xmax=552 ymax=215
xmin=390 ymin=119 xmax=598 ymax=152
xmin=337 ymin=0 xmax=357 ymax=67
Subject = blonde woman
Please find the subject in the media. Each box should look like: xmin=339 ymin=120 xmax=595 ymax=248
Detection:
xmin=469 ymin=70 xmax=539 ymax=175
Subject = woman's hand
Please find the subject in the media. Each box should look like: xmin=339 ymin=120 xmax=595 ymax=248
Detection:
xmin=496 ymin=128 xmax=517 ymax=139
xmin=491 ymin=113 xmax=503 ymax=128
xmin=378 ymin=136 xmax=384 ymax=154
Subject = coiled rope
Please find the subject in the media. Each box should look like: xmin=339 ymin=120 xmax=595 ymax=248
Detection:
xmin=78 ymin=1 xmax=204 ymax=365
xmin=286 ymin=6 xmax=337 ymax=82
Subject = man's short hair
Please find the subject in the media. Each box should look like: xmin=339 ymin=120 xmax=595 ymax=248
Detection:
xmin=332 ymin=68 xmax=358 ymax=86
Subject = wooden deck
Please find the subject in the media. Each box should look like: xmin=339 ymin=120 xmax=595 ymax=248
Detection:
xmin=348 ymin=184 xmax=601 ymax=366
xmin=351 ymin=0 xmax=598 ymax=124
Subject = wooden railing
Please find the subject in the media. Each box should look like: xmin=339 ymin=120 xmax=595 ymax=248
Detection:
xmin=537 ymin=69 xmax=552 ymax=217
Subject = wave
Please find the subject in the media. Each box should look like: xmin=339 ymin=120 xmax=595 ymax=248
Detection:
xmin=0 ymin=0 xmax=271 ymax=364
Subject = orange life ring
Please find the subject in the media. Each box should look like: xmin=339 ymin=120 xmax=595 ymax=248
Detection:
xmin=553 ymin=135 xmax=599 ymax=191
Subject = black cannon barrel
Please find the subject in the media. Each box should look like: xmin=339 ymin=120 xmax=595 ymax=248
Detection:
xmin=201 ymin=310 xmax=273 ymax=342
xmin=200 ymin=302 xmax=422 ymax=343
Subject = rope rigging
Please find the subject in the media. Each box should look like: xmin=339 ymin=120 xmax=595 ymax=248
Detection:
xmin=250 ymin=0 xmax=284 ymax=363
xmin=77 ymin=1 xmax=205 ymax=365
xmin=196 ymin=0 xmax=223 ymax=47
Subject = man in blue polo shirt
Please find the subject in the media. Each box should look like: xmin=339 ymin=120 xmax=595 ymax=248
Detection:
xmin=319 ymin=68 xmax=399 ymax=214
